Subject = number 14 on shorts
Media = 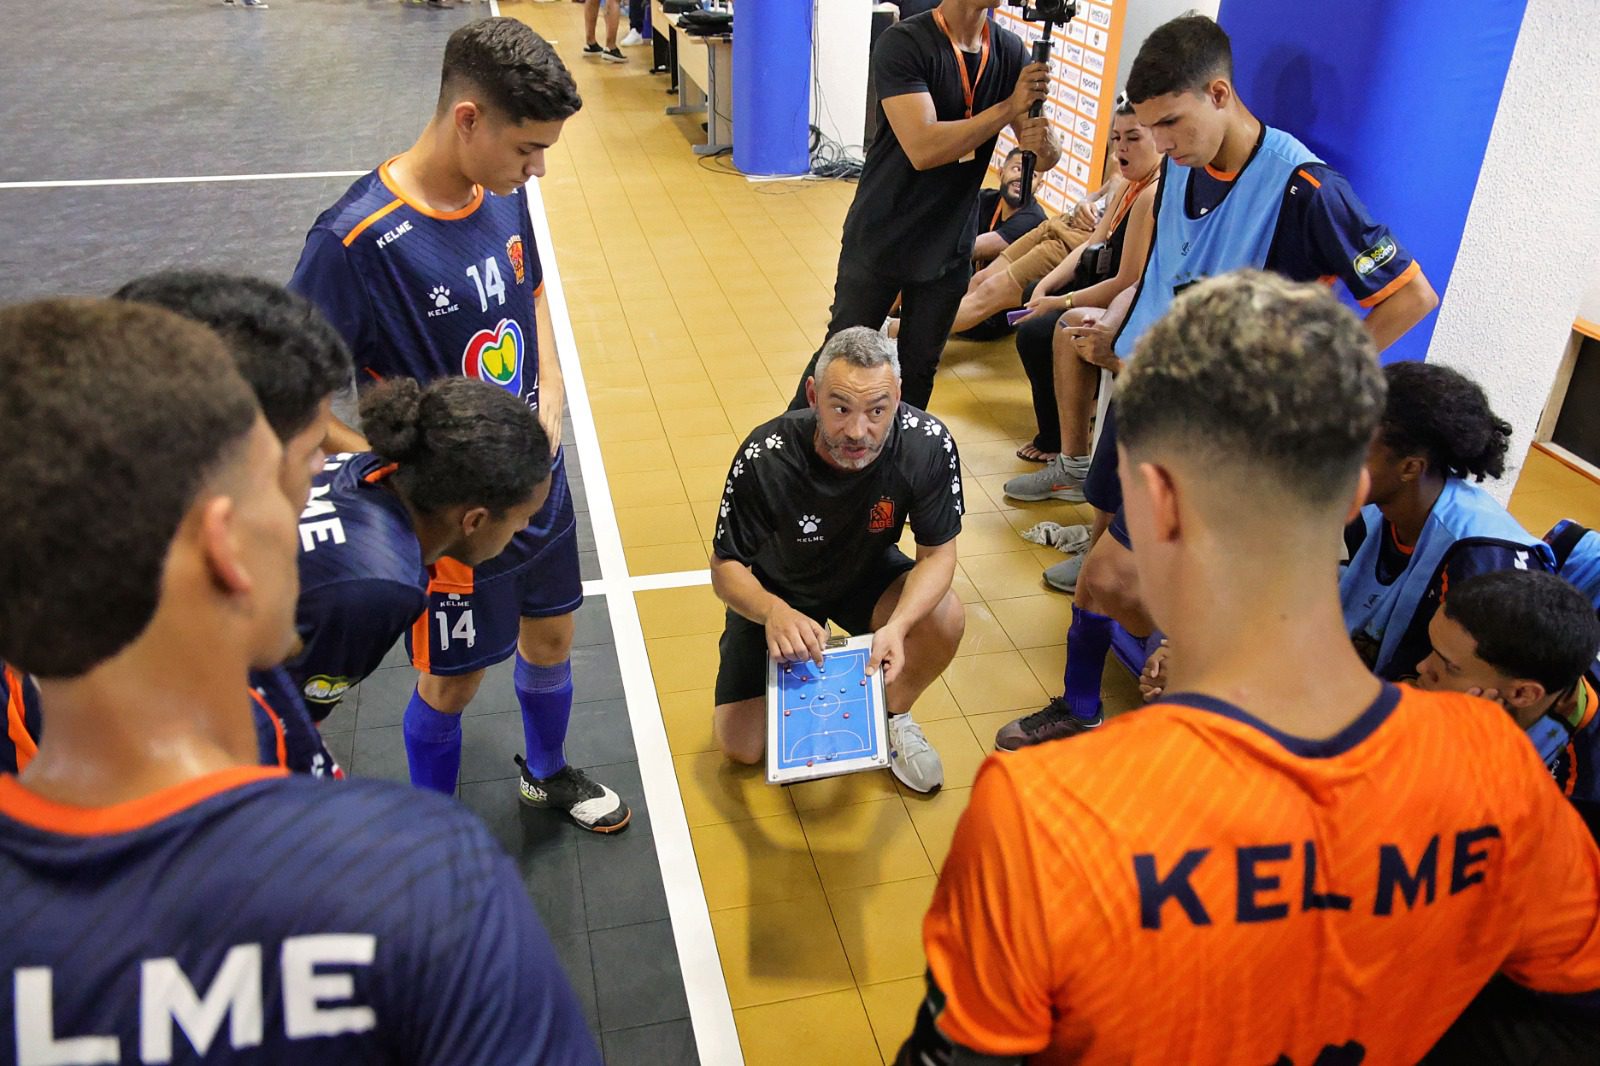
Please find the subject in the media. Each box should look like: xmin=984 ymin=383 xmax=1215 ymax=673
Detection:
xmin=435 ymin=608 xmax=477 ymax=651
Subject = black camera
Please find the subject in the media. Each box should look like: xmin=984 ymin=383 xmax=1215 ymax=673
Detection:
xmin=1014 ymin=0 xmax=1078 ymax=22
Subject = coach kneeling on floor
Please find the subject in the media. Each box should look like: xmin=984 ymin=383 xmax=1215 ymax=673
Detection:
xmin=708 ymin=327 xmax=966 ymax=793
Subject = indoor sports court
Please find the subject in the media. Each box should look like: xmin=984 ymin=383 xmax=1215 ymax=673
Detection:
xmin=3 ymin=0 xmax=1599 ymax=1063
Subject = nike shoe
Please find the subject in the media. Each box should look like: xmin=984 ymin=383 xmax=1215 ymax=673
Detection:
xmin=1002 ymin=454 xmax=1090 ymax=503
xmin=601 ymin=47 xmax=628 ymax=63
xmin=620 ymin=28 xmax=646 ymax=46
xmin=888 ymin=713 xmax=942 ymax=793
xmin=1043 ymin=553 xmax=1085 ymax=594
xmin=515 ymin=757 xmax=632 ymax=834
xmin=994 ymin=697 xmax=1102 ymax=752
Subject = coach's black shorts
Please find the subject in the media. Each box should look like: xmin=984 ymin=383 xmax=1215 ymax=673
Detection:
xmin=714 ymin=548 xmax=916 ymax=705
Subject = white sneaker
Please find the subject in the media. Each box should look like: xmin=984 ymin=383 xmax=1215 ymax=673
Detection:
xmin=887 ymin=713 xmax=943 ymax=793
xmin=620 ymin=28 xmax=646 ymax=46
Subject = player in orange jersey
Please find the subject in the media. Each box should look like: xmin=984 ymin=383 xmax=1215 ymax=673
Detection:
xmin=903 ymin=271 xmax=1600 ymax=1065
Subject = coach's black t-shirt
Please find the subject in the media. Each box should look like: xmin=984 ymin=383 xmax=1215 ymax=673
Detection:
xmin=713 ymin=404 xmax=964 ymax=606
xmin=842 ymin=12 xmax=1029 ymax=282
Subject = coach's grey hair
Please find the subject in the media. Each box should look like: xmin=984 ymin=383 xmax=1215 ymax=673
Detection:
xmin=812 ymin=326 xmax=902 ymax=384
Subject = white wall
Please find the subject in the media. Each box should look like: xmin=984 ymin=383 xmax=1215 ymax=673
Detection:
xmin=1112 ymin=0 xmax=1219 ymax=95
xmin=1425 ymin=0 xmax=1600 ymax=501
xmin=1582 ymin=271 xmax=1600 ymax=323
xmin=811 ymin=0 xmax=872 ymax=155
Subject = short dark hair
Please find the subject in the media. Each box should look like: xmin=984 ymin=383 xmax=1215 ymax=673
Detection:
xmin=113 ymin=272 xmax=352 ymax=442
xmin=1378 ymin=361 xmax=1510 ymax=482
xmin=0 ymin=299 xmax=258 ymax=678
xmin=1127 ymin=15 xmax=1233 ymax=103
xmin=1444 ymin=570 xmax=1600 ymax=696
xmin=1003 ymin=146 xmax=1025 ymax=166
xmin=439 ymin=17 xmax=582 ymax=123
xmin=360 ymin=377 xmax=551 ymax=516
xmin=1117 ymin=270 xmax=1386 ymax=506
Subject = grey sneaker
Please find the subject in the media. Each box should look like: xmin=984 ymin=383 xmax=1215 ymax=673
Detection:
xmin=1002 ymin=454 xmax=1090 ymax=502
xmin=887 ymin=713 xmax=942 ymax=793
xmin=1043 ymin=553 xmax=1085 ymax=593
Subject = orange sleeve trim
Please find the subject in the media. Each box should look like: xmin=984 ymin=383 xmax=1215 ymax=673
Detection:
xmin=5 ymin=665 xmax=38 ymax=773
xmin=341 ymin=198 xmax=405 ymax=248
xmin=409 ymin=607 xmax=432 ymax=673
xmin=1296 ymin=167 xmax=1322 ymax=189
xmin=362 ymin=462 xmax=400 ymax=485
xmin=1358 ymin=260 xmax=1423 ymax=309
xmin=427 ymin=557 xmax=477 ymax=595
xmin=1574 ymin=678 xmax=1599 ymax=733
xmin=248 ymin=689 xmax=288 ymax=770
xmin=534 ymin=282 xmax=546 ymax=300
xmin=378 ymin=160 xmax=484 ymax=221
xmin=0 ymin=765 xmax=286 ymax=836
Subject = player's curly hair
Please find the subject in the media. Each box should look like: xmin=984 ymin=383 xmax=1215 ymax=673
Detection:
xmin=1117 ymin=270 xmax=1386 ymax=506
xmin=114 ymin=271 xmax=352 ymax=442
xmin=0 ymin=299 xmax=258 ymax=678
xmin=1127 ymin=15 xmax=1232 ymax=103
xmin=1378 ymin=361 xmax=1510 ymax=482
xmin=361 ymin=377 xmax=551 ymax=518
xmin=440 ymin=17 xmax=582 ymax=123
xmin=1443 ymin=570 xmax=1600 ymax=697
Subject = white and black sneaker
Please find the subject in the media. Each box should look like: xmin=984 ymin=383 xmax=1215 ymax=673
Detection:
xmin=514 ymin=756 xmax=631 ymax=834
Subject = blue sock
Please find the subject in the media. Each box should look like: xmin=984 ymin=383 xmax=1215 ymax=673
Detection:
xmin=515 ymin=656 xmax=574 ymax=780
xmin=403 ymin=688 xmax=462 ymax=795
xmin=1062 ymin=605 xmax=1112 ymax=720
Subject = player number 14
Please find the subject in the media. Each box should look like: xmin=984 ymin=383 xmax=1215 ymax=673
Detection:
xmin=465 ymin=258 xmax=506 ymax=312
xmin=436 ymin=609 xmax=477 ymax=651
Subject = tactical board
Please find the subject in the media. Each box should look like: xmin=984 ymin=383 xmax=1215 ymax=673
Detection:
xmin=766 ymin=634 xmax=889 ymax=785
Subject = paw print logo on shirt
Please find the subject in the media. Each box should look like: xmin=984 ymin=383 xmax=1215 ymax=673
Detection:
xmin=430 ymin=285 xmax=451 ymax=308
xmin=924 ymin=419 xmax=943 ymax=437
xmin=732 ymin=460 xmax=745 ymax=479
xmin=765 ymin=435 xmax=784 ymax=450
xmin=719 ymin=498 xmax=730 ymax=518
xmin=798 ymin=514 xmax=821 ymax=534
xmin=900 ymin=412 xmax=920 ymax=431
xmin=744 ymin=442 xmax=762 ymax=461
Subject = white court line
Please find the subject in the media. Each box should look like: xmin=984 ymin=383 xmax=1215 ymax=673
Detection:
xmin=629 ymin=568 xmax=713 ymax=591
xmin=0 ymin=170 xmax=366 ymax=190
xmin=522 ymin=168 xmax=743 ymax=1062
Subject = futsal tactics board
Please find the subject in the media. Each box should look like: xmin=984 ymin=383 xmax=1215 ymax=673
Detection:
xmin=766 ymin=634 xmax=889 ymax=785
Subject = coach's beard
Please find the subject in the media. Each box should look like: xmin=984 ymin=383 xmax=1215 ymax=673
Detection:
xmin=817 ymin=426 xmax=885 ymax=471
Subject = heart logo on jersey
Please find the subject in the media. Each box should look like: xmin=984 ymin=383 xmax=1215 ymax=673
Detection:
xmin=461 ymin=318 xmax=524 ymax=396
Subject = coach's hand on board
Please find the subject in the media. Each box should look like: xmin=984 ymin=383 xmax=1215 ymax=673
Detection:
xmin=1009 ymin=62 xmax=1050 ymax=119
xmin=765 ymin=602 xmax=828 ymax=668
xmin=867 ymin=622 xmax=905 ymax=686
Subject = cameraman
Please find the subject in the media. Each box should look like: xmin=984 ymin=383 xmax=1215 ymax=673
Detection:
xmin=788 ymin=0 xmax=1060 ymax=412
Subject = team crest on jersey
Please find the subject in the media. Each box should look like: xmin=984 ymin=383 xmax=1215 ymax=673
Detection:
xmin=506 ymin=235 xmax=527 ymax=284
xmin=301 ymin=674 xmax=352 ymax=705
xmin=462 ymin=318 xmax=524 ymax=395
xmin=868 ymin=498 xmax=895 ymax=533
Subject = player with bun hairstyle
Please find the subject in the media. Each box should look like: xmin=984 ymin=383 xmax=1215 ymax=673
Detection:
xmin=282 ymin=377 xmax=559 ymax=802
xmin=1343 ymin=360 xmax=1554 ymax=680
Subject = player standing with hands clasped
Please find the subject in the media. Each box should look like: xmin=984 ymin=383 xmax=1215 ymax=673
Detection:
xmin=788 ymin=0 xmax=1059 ymax=413
xmin=712 ymin=328 xmax=967 ymax=793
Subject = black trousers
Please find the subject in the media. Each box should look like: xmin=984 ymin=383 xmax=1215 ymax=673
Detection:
xmin=1014 ymin=306 xmax=1067 ymax=454
xmin=788 ymin=257 xmax=971 ymax=413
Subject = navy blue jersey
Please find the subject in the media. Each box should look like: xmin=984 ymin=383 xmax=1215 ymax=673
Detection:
xmin=282 ymin=453 xmax=429 ymax=721
xmin=1 ymin=661 xmax=41 ymax=775
xmin=0 ymin=769 xmax=598 ymax=1064
xmin=250 ymin=667 xmax=341 ymax=779
xmin=290 ymin=163 xmax=545 ymax=412
xmin=1177 ymin=144 xmax=1418 ymax=307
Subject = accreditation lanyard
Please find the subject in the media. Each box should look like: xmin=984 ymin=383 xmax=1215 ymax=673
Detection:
xmin=932 ymin=9 xmax=991 ymax=119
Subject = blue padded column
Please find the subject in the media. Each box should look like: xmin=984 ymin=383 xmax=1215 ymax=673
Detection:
xmin=732 ymin=1 xmax=813 ymax=176
xmin=1217 ymin=0 xmax=1529 ymax=363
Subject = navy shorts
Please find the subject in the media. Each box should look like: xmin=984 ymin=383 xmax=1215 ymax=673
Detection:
xmin=407 ymin=454 xmax=583 ymax=677
xmin=1083 ymin=403 xmax=1131 ymax=549
xmin=714 ymin=548 xmax=915 ymax=706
